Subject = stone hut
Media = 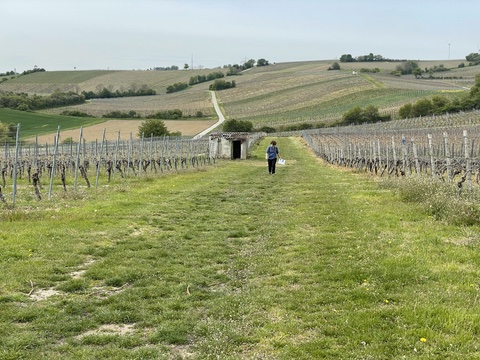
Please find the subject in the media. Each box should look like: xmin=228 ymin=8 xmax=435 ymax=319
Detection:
xmin=208 ymin=132 xmax=263 ymax=160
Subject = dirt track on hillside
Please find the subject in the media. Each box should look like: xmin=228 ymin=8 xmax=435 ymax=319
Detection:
xmin=27 ymin=119 xmax=217 ymax=144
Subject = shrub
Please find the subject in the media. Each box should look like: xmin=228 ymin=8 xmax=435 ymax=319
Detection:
xmin=209 ymin=79 xmax=236 ymax=91
xmin=222 ymin=119 xmax=253 ymax=132
xmin=60 ymin=110 xmax=94 ymax=117
xmin=257 ymin=126 xmax=277 ymax=133
xmin=328 ymin=62 xmax=340 ymax=70
xmin=146 ymin=109 xmax=183 ymax=120
xmin=166 ymin=82 xmax=188 ymax=94
xmin=138 ymin=119 xmax=170 ymax=137
xmin=103 ymin=110 xmax=140 ymax=119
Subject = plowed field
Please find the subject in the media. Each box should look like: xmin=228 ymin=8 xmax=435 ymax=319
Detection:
xmin=28 ymin=119 xmax=217 ymax=143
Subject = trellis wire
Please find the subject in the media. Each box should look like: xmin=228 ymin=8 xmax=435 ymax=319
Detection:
xmin=1 ymin=126 xmax=217 ymax=207
xmin=302 ymin=120 xmax=480 ymax=192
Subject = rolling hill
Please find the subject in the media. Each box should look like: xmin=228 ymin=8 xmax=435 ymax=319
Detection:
xmin=0 ymin=59 xmax=478 ymax=140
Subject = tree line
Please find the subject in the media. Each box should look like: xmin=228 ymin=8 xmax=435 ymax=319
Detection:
xmin=189 ymin=71 xmax=225 ymax=86
xmin=82 ymin=86 xmax=156 ymax=99
xmin=165 ymin=58 xmax=270 ymax=94
xmin=0 ymin=90 xmax=85 ymax=111
xmin=399 ymin=74 xmax=480 ymax=118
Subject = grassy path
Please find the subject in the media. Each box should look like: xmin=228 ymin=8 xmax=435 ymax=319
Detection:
xmin=1 ymin=137 xmax=480 ymax=359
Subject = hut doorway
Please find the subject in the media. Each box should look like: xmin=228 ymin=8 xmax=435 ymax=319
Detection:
xmin=232 ymin=140 xmax=242 ymax=159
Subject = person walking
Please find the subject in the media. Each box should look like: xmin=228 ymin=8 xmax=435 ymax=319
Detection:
xmin=266 ymin=140 xmax=280 ymax=174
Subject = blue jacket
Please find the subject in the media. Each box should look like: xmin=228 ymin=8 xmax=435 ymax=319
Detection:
xmin=266 ymin=145 xmax=279 ymax=160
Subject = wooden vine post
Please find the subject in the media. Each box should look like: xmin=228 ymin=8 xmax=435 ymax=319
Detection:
xmin=74 ymin=127 xmax=83 ymax=192
xmin=113 ymin=130 xmax=120 ymax=180
xmin=443 ymin=132 xmax=452 ymax=182
xmin=428 ymin=134 xmax=436 ymax=179
xmin=12 ymin=123 xmax=20 ymax=207
xmin=391 ymin=136 xmax=397 ymax=176
xmin=95 ymin=128 xmax=106 ymax=188
xmin=48 ymin=126 xmax=61 ymax=200
xmin=463 ymin=130 xmax=472 ymax=192
xmin=411 ymin=137 xmax=420 ymax=176
xmin=401 ymin=134 xmax=410 ymax=176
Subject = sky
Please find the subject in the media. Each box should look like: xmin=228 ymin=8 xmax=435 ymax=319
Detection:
xmin=1 ymin=0 xmax=479 ymax=73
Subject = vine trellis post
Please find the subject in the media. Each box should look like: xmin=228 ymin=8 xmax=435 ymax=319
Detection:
xmin=412 ymin=137 xmax=420 ymax=177
xmin=463 ymin=130 xmax=472 ymax=192
xmin=95 ymin=128 xmax=106 ymax=188
xmin=113 ymin=131 xmax=120 ymax=180
xmin=48 ymin=126 xmax=61 ymax=200
xmin=443 ymin=132 xmax=452 ymax=182
xmin=74 ymin=127 xmax=83 ymax=192
xmin=12 ymin=123 xmax=20 ymax=207
xmin=428 ymin=134 xmax=436 ymax=179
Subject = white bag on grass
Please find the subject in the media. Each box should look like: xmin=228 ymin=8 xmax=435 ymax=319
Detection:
xmin=278 ymin=158 xmax=286 ymax=165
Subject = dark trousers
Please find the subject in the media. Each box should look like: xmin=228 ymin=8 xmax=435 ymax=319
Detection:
xmin=268 ymin=158 xmax=277 ymax=174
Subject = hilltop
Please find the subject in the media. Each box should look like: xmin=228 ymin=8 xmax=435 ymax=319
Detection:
xmin=0 ymin=59 xmax=478 ymax=140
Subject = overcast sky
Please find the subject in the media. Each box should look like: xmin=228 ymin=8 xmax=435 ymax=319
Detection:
xmin=2 ymin=0 xmax=479 ymax=72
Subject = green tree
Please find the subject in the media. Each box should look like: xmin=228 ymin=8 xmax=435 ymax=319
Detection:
xmin=413 ymin=67 xmax=422 ymax=78
xmin=257 ymin=58 xmax=269 ymax=67
xmin=399 ymin=103 xmax=413 ymax=118
xmin=342 ymin=106 xmax=363 ymax=125
xmin=243 ymin=59 xmax=256 ymax=69
xmin=138 ymin=119 xmax=171 ymax=137
xmin=412 ymin=98 xmax=433 ymax=117
xmin=396 ymin=60 xmax=419 ymax=75
xmin=340 ymin=54 xmax=354 ymax=62
xmin=328 ymin=62 xmax=341 ymax=70
xmin=431 ymin=95 xmax=449 ymax=113
xmin=362 ymin=105 xmax=381 ymax=122
xmin=222 ymin=119 xmax=253 ymax=132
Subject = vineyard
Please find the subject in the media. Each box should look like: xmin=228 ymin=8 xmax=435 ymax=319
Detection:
xmin=1 ymin=126 xmax=218 ymax=208
xmin=302 ymin=110 xmax=480 ymax=192
xmin=2 ymin=60 xmax=476 ymax=132
xmin=216 ymin=60 xmax=474 ymax=127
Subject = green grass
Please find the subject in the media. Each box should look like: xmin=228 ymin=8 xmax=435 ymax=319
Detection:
xmin=0 ymin=108 xmax=104 ymax=139
xmin=1 ymin=137 xmax=480 ymax=359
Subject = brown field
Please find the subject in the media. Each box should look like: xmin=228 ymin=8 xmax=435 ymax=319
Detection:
xmin=27 ymin=119 xmax=217 ymax=144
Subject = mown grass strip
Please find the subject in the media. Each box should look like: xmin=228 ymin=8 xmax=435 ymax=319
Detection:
xmin=1 ymin=137 xmax=480 ymax=359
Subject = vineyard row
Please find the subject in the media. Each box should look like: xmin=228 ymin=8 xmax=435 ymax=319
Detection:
xmin=1 ymin=126 xmax=216 ymax=207
xmin=302 ymin=113 xmax=480 ymax=193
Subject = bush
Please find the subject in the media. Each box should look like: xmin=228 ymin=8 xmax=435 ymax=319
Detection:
xmin=60 ymin=110 xmax=94 ymax=117
xmin=328 ymin=62 xmax=340 ymax=70
xmin=166 ymin=82 xmax=188 ymax=94
xmin=257 ymin=126 xmax=277 ymax=133
xmin=146 ymin=109 xmax=183 ymax=120
xmin=209 ymin=79 xmax=236 ymax=91
xmin=341 ymin=105 xmax=390 ymax=125
xmin=399 ymin=103 xmax=413 ymax=118
xmin=222 ymin=119 xmax=253 ymax=132
xmin=138 ymin=119 xmax=174 ymax=137
xmin=103 ymin=110 xmax=140 ymax=119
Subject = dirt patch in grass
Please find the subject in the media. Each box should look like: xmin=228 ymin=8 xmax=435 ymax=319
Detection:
xmin=29 ymin=288 xmax=62 ymax=301
xmin=70 ymin=259 xmax=96 ymax=279
xmin=27 ymin=119 xmax=217 ymax=143
xmin=76 ymin=324 xmax=136 ymax=339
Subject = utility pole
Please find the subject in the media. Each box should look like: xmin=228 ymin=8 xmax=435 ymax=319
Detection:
xmin=448 ymin=43 xmax=451 ymax=60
